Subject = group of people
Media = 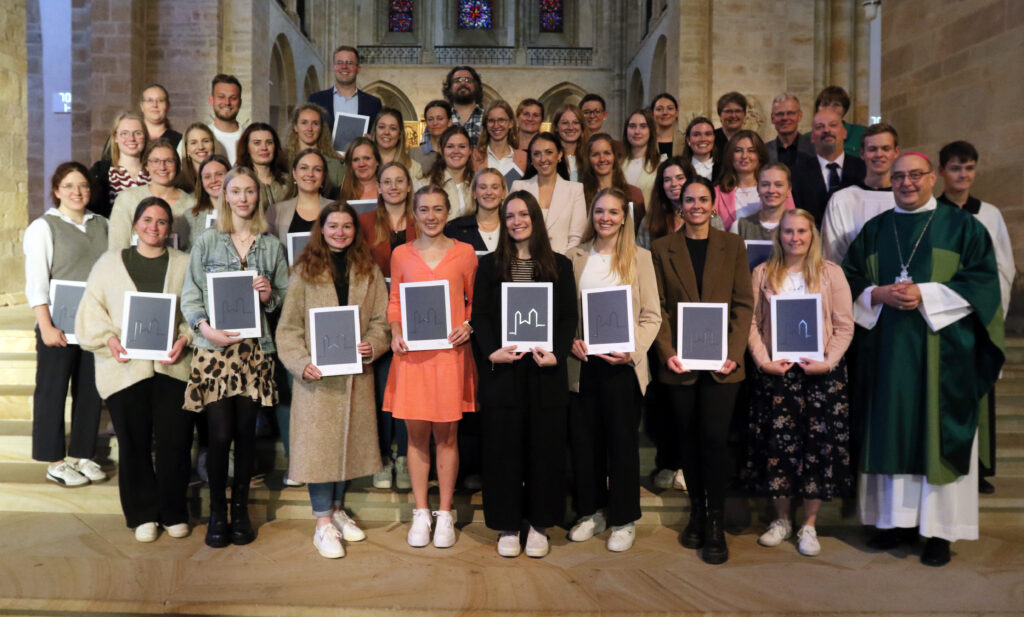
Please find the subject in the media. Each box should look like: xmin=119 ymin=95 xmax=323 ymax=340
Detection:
xmin=25 ymin=45 xmax=1011 ymax=568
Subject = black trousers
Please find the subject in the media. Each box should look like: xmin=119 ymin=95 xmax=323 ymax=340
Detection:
xmin=570 ymin=360 xmax=642 ymax=526
xmin=481 ymin=398 xmax=567 ymax=531
xmin=644 ymin=349 xmax=678 ymax=471
xmin=106 ymin=375 xmax=193 ymax=528
xmin=665 ymin=375 xmax=740 ymax=512
xmin=205 ymin=395 xmax=260 ymax=515
xmin=31 ymin=329 xmax=102 ymax=462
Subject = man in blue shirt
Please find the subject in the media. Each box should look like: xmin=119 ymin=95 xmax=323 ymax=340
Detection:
xmin=308 ymin=45 xmax=383 ymax=133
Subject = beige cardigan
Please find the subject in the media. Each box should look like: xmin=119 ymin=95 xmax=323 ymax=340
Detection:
xmin=75 ymin=248 xmax=193 ymax=399
xmin=107 ymin=184 xmax=197 ymax=251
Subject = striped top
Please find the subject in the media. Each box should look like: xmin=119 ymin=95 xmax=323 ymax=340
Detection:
xmin=511 ymin=258 xmax=534 ymax=282
xmin=108 ymin=165 xmax=150 ymax=203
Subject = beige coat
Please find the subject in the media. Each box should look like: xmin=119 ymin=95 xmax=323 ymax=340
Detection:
xmin=275 ymin=262 xmax=391 ymax=483
xmin=75 ymin=248 xmax=193 ymax=399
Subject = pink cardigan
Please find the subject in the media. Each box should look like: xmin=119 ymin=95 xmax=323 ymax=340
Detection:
xmin=747 ymin=260 xmax=854 ymax=370
xmin=715 ymin=186 xmax=796 ymax=232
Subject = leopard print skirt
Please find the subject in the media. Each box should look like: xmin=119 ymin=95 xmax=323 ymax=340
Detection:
xmin=183 ymin=341 xmax=277 ymax=412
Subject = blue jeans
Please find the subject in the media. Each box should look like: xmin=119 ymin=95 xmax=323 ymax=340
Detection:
xmin=374 ymin=351 xmax=407 ymax=459
xmin=308 ymin=481 xmax=348 ymax=517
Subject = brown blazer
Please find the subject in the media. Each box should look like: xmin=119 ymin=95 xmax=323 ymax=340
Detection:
xmin=565 ymin=243 xmax=662 ymax=395
xmin=265 ymin=195 xmax=334 ymax=246
xmin=358 ymin=210 xmax=417 ymax=278
xmin=650 ymin=227 xmax=754 ymax=385
xmin=748 ymin=260 xmax=854 ymax=370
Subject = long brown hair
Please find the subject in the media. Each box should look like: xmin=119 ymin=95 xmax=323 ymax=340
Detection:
xmin=644 ymin=156 xmax=692 ymax=239
xmin=192 ymin=154 xmax=230 ymax=216
xmin=371 ymin=108 xmax=413 ymax=168
xmin=622 ymin=109 xmax=661 ymax=173
xmin=428 ymin=125 xmax=473 ymax=187
xmin=286 ymin=103 xmax=336 ymax=160
xmin=580 ymin=133 xmax=630 ymax=207
xmin=338 ymin=137 xmax=381 ymax=204
xmin=764 ymin=209 xmax=824 ymax=293
xmin=293 ymin=201 xmax=375 ymax=284
xmin=551 ymin=103 xmax=590 ymax=157
xmin=493 ymin=190 xmax=559 ymax=283
xmin=581 ymin=187 xmax=637 ymax=285
xmin=179 ymin=122 xmax=215 ymax=190
xmin=283 ymin=148 xmax=328 ymax=200
xmin=370 ymin=161 xmax=414 ymax=247
xmin=717 ymin=129 xmax=769 ymax=192
xmin=237 ymin=122 xmax=290 ymax=185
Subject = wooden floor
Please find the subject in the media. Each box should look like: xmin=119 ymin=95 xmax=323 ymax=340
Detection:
xmin=1 ymin=512 xmax=1023 ymax=616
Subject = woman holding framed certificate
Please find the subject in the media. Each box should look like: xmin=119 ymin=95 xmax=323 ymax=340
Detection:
xmin=181 ymin=166 xmax=289 ymax=549
xmin=650 ymin=176 xmax=754 ymax=564
xmin=76 ymin=197 xmax=194 ymax=542
xmin=385 ymin=185 xmax=478 ymax=549
xmin=565 ymin=188 xmax=661 ymax=553
xmin=276 ymin=202 xmax=390 ymax=559
xmin=470 ymin=190 xmax=576 ymax=558
xmin=745 ymin=208 xmax=854 ymax=557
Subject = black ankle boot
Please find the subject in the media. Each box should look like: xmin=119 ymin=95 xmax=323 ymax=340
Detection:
xmin=700 ymin=509 xmax=728 ymax=565
xmin=921 ymin=537 xmax=951 ymax=567
xmin=205 ymin=511 xmax=230 ymax=548
xmin=681 ymin=504 xmax=706 ymax=549
xmin=230 ymin=485 xmax=256 ymax=545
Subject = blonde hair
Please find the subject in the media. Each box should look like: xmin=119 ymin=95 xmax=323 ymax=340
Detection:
xmin=464 ymin=167 xmax=507 ymax=217
xmin=215 ymin=167 xmax=269 ymax=234
xmin=109 ymin=111 xmax=148 ymax=167
xmin=765 ymin=208 xmax=824 ymax=293
xmin=581 ymin=187 xmax=637 ymax=285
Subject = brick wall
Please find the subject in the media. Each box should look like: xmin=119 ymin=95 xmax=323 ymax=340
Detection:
xmin=0 ymin=0 xmax=28 ymax=302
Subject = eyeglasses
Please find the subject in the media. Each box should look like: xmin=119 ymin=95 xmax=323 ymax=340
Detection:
xmin=117 ymin=130 xmax=145 ymax=139
xmin=452 ymin=77 xmax=474 ymax=84
xmin=581 ymin=109 xmax=604 ymax=117
xmin=486 ymin=118 xmax=509 ymax=126
xmin=772 ymin=111 xmax=799 ymax=118
xmin=381 ymin=178 xmax=408 ymax=187
xmin=147 ymin=158 xmax=175 ymax=167
xmin=890 ymin=170 xmax=930 ymax=184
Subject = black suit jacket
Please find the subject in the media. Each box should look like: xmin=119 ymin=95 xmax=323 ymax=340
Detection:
xmin=790 ymin=152 xmax=866 ymax=227
xmin=308 ymin=88 xmax=384 ymax=130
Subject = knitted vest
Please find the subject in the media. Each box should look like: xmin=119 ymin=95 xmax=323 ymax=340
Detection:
xmin=43 ymin=214 xmax=108 ymax=282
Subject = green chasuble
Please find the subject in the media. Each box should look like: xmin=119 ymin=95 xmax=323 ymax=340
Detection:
xmin=843 ymin=202 xmax=1004 ymax=484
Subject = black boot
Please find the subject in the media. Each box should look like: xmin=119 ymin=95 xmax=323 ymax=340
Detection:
xmin=205 ymin=510 xmax=230 ymax=548
xmin=920 ymin=537 xmax=951 ymax=567
xmin=681 ymin=503 xmax=706 ymax=549
xmin=700 ymin=509 xmax=728 ymax=565
xmin=230 ymin=484 xmax=256 ymax=545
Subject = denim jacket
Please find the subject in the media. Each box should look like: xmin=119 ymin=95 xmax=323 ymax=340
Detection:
xmin=181 ymin=227 xmax=289 ymax=352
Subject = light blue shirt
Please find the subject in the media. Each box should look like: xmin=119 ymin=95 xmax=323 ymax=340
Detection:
xmin=333 ymin=86 xmax=360 ymax=118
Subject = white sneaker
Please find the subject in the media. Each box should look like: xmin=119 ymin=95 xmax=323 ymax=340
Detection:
xmin=758 ymin=518 xmax=793 ymax=547
xmin=497 ymin=531 xmax=521 ymax=557
xmin=607 ymin=523 xmax=636 ymax=552
xmin=672 ymin=469 xmax=687 ymax=491
xmin=797 ymin=525 xmax=821 ymax=556
xmin=46 ymin=462 xmax=88 ymax=487
xmin=525 ymin=526 xmax=549 ymax=558
xmin=568 ymin=512 xmax=607 ymax=542
xmin=432 ymin=510 xmax=456 ymax=548
xmin=652 ymin=468 xmax=674 ymax=489
xmin=331 ymin=510 xmax=366 ymax=542
xmin=163 ymin=522 xmax=190 ymax=538
xmin=314 ymin=524 xmax=345 ymax=558
xmin=134 ymin=522 xmax=158 ymax=543
xmin=373 ymin=459 xmax=394 ymax=489
xmin=71 ymin=458 xmax=108 ymax=483
xmin=283 ymin=476 xmax=304 ymax=487
xmin=408 ymin=508 xmax=432 ymax=547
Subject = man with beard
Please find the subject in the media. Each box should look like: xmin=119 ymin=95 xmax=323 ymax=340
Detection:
xmin=443 ymin=66 xmax=485 ymax=147
xmin=309 ymin=45 xmax=383 ymax=133
xmin=790 ymin=108 xmax=866 ymax=227
xmin=206 ymin=74 xmax=245 ymax=165
xmin=843 ymin=152 xmax=1003 ymax=566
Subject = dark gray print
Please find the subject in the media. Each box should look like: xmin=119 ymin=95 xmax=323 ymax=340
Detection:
xmin=332 ymin=114 xmax=369 ymax=154
xmin=125 ymin=296 xmax=172 ymax=351
xmin=746 ymin=242 xmax=774 ymax=271
xmin=681 ymin=305 xmax=725 ymax=360
xmin=289 ymin=234 xmax=310 ymax=264
xmin=314 ymin=310 xmax=359 ymax=366
xmin=213 ymin=275 xmax=257 ymax=331
xmin=51 ymin=285 xmax=85 ymax=335
xmin=506 ymin=286 xmax=549 ymax=343
xmin=587 ymin=289 xmax=630 ymax=345
xmin=405 ymin=284 xmax=448 ymax=341
xmin=775 ymin=297 xmax=820 ymax=353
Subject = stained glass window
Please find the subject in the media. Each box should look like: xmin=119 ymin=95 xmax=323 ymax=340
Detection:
xmin=458 ymin=0 xmax=493 ymax=29
xmin=388 ymin=0 xmax=413 ymax=32
xmin=540 ymin=0 xmax=563 ymax=33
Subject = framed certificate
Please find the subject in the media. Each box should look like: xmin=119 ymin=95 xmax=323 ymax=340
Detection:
xmin=332 ymin=112 xmax=370 ymax=155
xmin=48 ymin=280 xmax=87 ymax=345
xmin=676 ymin=302 xmax=728 ymax=370
xmin=309 ymin=306 xmax=363 ymax=376
xmin=207 ymin=271 xmax=261 ymax=338
xmin=400 ymin=280 xmax=452 ymax=351
xmin=745 ymin=240 xmax=774 ymax=271
xmin=286 ymin=232 xmax=311 ymax=266
xmin=347 ymin=199 xmax=378 ymax=215
xmin=501 ymin=282 xmax=553 ymax=352
xmin=120 ymin=292 xmax=176 ymax=361
xmin=770 ymin=293 xmax=824 ymax=362
xmin=503 ymin=165 xmax=523 ymax=186
xmin=205 ymin=212 xmax=218 ymax=229
xmin=582 ymin=285 xmax=634 ymax=355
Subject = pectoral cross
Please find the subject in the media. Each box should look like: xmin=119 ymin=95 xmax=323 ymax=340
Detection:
xmin=895 ymin=267 xmax=913 ymax=284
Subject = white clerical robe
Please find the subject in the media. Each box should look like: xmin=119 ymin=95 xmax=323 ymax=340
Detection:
xmin=821 ymin=185 xmax=896 ymax=264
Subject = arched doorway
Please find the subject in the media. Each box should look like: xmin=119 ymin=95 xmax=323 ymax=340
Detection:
xmin=302 ymin=65 xmax=319 ymax=101
xmin=627 ymin=69 xmax=644 ymax=114
xmin=537 ymin=82 xmax=588 ymax=122
xmin=649 ymin=35 xmax=667 ymax=101
xmin=270 ymin=34 xmax=297 ymax=138
xmin=361 ymin=80 xmax=419 ymax=148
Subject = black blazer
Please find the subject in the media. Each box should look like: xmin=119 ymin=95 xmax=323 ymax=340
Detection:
xmin=444 ymin=215 xmax=489 ymax=252
xmin=790 ymin=151 xmax=866 ymax=227
xmin=308 ymin=88 xmax=383 ymax=131
xmin=87 ymin=159 xmax=113 ymax=219
xmin=470 ymin=253 xmax=577 ymax=409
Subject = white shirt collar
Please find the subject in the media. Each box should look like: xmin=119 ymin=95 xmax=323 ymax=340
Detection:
xmin=817 ymin=152 xmax=846 ymax=172
xmin=45 ymin=207 xmax=96 ymax=225
xmin=894 ymin=196 xmax=937 ymax=214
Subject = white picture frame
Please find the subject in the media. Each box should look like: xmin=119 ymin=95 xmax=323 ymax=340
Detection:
xmin=770 ymin=293 xmax=825 ymax=362
xmin=332 ymin=112 xmax=370 ymax=155
xmin=501 ymin=282 xmax=553 ymax=352
xmin=400 ymin=280 xmax=452 ymax=351
xmin=676 ymin=302 xmax=728 ymax=371
xmin=48 ymin=280 xmax=87 ymax=345
xmin=309 ymin=306 xmax=363 ymax=376
xmin=206 ymin=271 xmax=261 ymax=338
xmin=347 ymin=199 xmax=378 ymax=215
xmin=745 ymin=240 xmax=774 ymax=271
xmin=120 ymin=292 xmax=176 ymax=361
xmin=582 ymin=285 xmax=634 ymax=355
xmin=286 ymin=232 xmax=311 ymax=266
xmin=205 ymin=212 xmax=218 ymax=229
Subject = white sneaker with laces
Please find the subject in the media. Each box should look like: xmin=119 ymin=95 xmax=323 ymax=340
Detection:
xmin=408 ymin=508 xmax=432 ymax=547
xmin=283 ymin=476 xmax=304 ymax=487
xmin=568 ymin=512 xmax=606 ymax=542
xmin=797 ymin=525 xmax=821 ymax=556
xmin=672 ymin=469 xmax=687 ymax=491
xmin=525 ymin=526 xmax=549 ymax=558
xmin=163 ymin=522 xmax=190 ymax=538
xmin=72 ymin=458 xmax=107 ymax=482
xmin=606 ymin=523 xmax=636 ymax=552
xmin=331 ymin=510 xmax=366 ymax=542
xmin=758 ymin=518 xmax=793 ymax=547
xmin=134 ymin=522 xmax=158 ymax=543
xmin=46 ymin=462 xmax=88 ymax=487
xmin=432 ymin=510 xmax=456 ymax=548
xmin=497 ymin=531 xmax=521 ymax=557
xmin=314 ymin=524 xmax=345 ymax=558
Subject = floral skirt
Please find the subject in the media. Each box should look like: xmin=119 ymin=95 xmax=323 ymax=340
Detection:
xmin=744 ymin=358 xmax=854 ymax=500
xmin=183 ymin=341 xmax=277 ymax=412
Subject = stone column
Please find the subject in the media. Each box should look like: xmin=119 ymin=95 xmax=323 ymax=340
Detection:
xmin=0 ymin=0 xmax=28 ymax=302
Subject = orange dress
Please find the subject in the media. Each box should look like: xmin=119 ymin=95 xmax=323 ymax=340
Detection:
xmin=383 ymin=240 xmax=478 ymax=421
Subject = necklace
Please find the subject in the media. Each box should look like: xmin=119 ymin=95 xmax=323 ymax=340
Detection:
xmin=891 ymin=209 xmax=937 ymax=283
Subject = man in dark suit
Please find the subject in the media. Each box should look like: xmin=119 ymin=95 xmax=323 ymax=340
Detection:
xmin=308 ymin=45 xmax=383 ymax=133
xmin=765 ymin=92 xmax=814 ymax=168
xmin=790 ymin=108 xmax=866 ymax=227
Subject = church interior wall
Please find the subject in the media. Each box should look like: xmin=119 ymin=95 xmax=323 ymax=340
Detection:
xmin=0 ymin=0 xmax=28 ymax=304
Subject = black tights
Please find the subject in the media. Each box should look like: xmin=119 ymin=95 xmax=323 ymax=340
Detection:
xmin=205 ymin=395 xmax=259 ymax=515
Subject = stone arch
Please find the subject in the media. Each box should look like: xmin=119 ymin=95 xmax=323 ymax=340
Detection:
xmin=269 ymin=33 xmax=297 ymax=138
xmin=361 ymin=80 xmax=419 ymax=147
xmin=480 ymin=83 xmax=502 ymax=109
xmin=537 ymin=81 xmax=588 ymax=122
xmin=627 ymin=68 xmax=645 ymax=114
xmin=302 ymin=65 xmax=319 ymax=101
xmin=649 ymin=35 xmax=667 ymax=103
